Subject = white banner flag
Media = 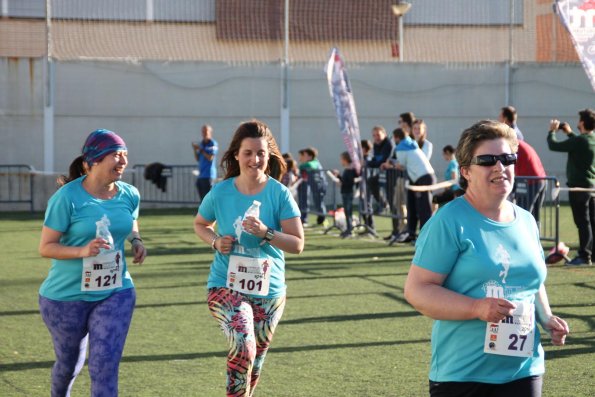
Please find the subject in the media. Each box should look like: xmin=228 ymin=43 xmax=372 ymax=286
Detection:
xmin=325 ymin=48 xmax=363 ymax=173
xmin=555 ymin=0 xmax=595 ymax=91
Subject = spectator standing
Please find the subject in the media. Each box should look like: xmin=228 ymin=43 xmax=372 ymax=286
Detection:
xmin=281 ymin=153 xmax=299 ymax=188
xmin=499 ymin=105 xmax=525 ymax=141
xmin=367 ymin=126 xmax=394 ymax=214
xmin=193 ymin=120 xmax=304 ymax=397
xmin=333 ymin=151 xmax=358 ymax=238
xmin=381 ymin=128 xmax=408 ymax=242
xmin=515 ymin=140 xmax=547 ymax=224
xmin=547 ymin=109 xmax=595 ymax=266
xmin=391 ymin=128 xmax=436 ymax=244
xmin=404 ymin=120 xmax=569 ymax=396
xmin=297 ymin=147 xmax=327 ymax=226
xmin=192 ymin=124 xmax=219 ymax=201
xmin=412 ymin=119 xmax=434 ymax=160
xmin=360 ymin=139 xmax=375 ymax=230
xmin=38 ymin=129 xmax=147 ymax=396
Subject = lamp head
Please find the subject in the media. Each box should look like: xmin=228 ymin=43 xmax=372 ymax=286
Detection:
xmin=392 ymin=2 xmax=412 ymax=16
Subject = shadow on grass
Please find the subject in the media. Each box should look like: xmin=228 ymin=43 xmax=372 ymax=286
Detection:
xmin=0 ymin=338 xmax=429 ymax=372
xmin=282 ymin=310 xmax=418 ymax=325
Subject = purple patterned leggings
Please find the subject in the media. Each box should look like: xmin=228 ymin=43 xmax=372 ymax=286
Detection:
xmin=39 ymin=288 xmax=136 ymax=397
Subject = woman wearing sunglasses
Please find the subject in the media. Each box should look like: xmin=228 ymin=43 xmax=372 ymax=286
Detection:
xmin=404 ymin=120 xmax=569 ymax=397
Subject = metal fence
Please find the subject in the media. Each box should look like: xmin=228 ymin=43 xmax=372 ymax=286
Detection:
xmin=130 ymin=164 xmax=200 ymax=205
xmin=0 ymin=165 xmax=34 ymax=212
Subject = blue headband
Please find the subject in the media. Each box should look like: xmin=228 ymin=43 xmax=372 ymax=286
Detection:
xmin=82 ymin=129 xmax=127 ymax=164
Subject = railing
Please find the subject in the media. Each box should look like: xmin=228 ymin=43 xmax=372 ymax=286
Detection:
xmin=0 ymin=164 xmax=34 ymax=212
xmin=131 ymin=164 xmax=200 ymax=205
xmin=513 ymin=176 xmax=559 ymax=243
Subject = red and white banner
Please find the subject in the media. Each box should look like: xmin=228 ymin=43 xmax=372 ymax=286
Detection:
xmin=555 ymin=0 xmax=595 ymax=91
xmin=325 ymin=48 xmax=363 ymax=173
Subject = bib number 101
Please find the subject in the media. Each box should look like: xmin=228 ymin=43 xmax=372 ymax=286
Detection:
xmin=238 ymin=278 xmax=262 ymax=292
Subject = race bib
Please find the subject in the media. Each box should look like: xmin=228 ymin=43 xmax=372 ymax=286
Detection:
xmin=81 ymin=250 xmax=124 ymax=292
xmin=484 ymin=302 xmax=535 ymax=357
xmin=227 ymin=254 xmax=271 ymax=296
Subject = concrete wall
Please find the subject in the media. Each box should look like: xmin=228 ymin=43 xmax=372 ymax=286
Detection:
xmin=1 ymin=58 xmax=594 ymax=210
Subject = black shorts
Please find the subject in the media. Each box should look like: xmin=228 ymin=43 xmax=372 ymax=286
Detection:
xmin=429 ymin=375 xmax=542 ymax=397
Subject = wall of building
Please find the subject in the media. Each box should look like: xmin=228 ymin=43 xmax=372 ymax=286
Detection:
xmin=1 ymin=58 xmax=594 ymax=211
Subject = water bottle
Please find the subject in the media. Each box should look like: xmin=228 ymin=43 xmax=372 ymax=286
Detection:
xmin=242 ymin=200 xmax=261 ymax=233
xmin=95 ymin=214 xmax=114 ymax=254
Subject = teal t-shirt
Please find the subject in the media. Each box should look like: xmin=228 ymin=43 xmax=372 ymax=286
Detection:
xmin=39 ymin=177 xmax=139 ymax=301
xmin=198 ymin=177 xmax=300 ymax=298
xmin=412 ymin=196 xmax=547 ymax=384
xmin=444 ymin=159 xmax=461 ymax=191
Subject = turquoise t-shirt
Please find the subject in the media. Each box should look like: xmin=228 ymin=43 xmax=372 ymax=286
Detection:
xmin=412 ymin=196 xmax=547 ymax=384
xmin=198 ymin=177 xmax=300 ymax=298
xmin=39 ymin=177 xmax=139 ymax=301
xmin=444 ymin=159 xmax=461 ymax=191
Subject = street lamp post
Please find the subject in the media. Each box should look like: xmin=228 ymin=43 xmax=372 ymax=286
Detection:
xmin=391 ymin=2 xmax=412 ymax=63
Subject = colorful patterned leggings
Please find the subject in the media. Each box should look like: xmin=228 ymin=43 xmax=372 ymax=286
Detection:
xmin=39 ymin=288 xmax=136 ymax=397
xmin=207 ymin=288 xmax=286 ymax=397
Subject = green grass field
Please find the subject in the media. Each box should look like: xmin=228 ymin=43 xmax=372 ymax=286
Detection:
xmin=1 ymin=207 xmax=593 ymax=396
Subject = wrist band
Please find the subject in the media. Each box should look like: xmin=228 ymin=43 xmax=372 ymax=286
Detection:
xmin=130 ymin=237 xmax=143 ymax=244
xmin=211 ymin=235 xmax=220 ymax=250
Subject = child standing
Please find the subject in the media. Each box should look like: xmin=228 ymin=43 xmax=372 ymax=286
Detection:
xmin=333 ymin=152 xmax=358 ymax=238
xmin=298 ymin=147 xmax=327 ymax=226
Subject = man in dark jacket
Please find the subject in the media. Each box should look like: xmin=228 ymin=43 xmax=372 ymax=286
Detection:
xmin=366 ymin=126 xmax=394 ymax=215
xmin=547 ymin=108 xmax=595 ymax=266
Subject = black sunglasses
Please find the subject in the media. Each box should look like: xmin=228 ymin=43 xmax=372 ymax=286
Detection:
xmin=469 ymin=153 xmax=517 ymax=167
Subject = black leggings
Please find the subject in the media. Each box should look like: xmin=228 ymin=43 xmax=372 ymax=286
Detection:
xmin=429 ymin=375 xmax=543 ymax=397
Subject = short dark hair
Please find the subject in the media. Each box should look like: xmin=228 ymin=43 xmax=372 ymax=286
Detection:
xmin=501 ymin=106 xmax=517 ymax=124
xmin=340 ymin=151 xmax=352 ymax=164
xmin=399 ymin=112 xmax=416 ymax=130
xmin=392 ymin=128 xmax=406 ymax=141
xmin=298 ymin=147 xmax=318 ymax=158
xmin=443 ymin=145 xmax=455 ymax=154
xmin=579 ymin=108 xmax=595 ymax=131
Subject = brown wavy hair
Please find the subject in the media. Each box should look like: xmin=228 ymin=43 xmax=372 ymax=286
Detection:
xmin=221 ymin=120 xmax=286 ymax=181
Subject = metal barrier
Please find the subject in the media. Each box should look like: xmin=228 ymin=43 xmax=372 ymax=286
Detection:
xmin=131 ymin=164 xmax=200 ymax=205
xmin=299 ymin=168 xmax=407 ymax=236
xmin=514 ymin=176 xmax=559 ymax=243
xmin=0 ymin=164 xmax=34 ymax=212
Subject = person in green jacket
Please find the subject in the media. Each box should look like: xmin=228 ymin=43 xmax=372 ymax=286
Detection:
xmin=547 ymin=108 xmax=595 ymax=266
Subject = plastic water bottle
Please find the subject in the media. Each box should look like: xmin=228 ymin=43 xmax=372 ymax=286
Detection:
xmin=242 ymin=200 xmax=261 ymax=233
xmin=95 ymin=214 xmax=114 ymax=253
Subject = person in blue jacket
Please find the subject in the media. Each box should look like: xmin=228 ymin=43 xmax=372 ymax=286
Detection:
xmin=404 ymin=120 xmax=569 ymax=397
xmin=192 ymin=124 xmax=219 ymax=201
xmin=38 ymin=129 xmax=147 ymax=396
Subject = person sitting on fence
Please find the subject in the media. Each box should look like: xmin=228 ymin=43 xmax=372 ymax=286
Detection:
xmin=514 ymin=139 xmax=547 ymax=224
xmin=432 ymin=145 xmax=463 ymax=208
xmin=297 ymin=147 xmax=327 ymax=226
xmin=332 ymin=151 xmax=358 ymax=238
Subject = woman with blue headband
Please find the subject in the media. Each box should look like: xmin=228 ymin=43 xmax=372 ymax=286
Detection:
xmin=38 ymin=129 xmax=147 ymax=396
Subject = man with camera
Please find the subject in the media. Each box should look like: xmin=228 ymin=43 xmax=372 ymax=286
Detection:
xmin=547 ymin=109 xmax=595 ymax=266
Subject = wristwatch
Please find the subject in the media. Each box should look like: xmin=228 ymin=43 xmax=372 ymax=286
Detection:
xmin=263 ymin=227 xmax=275 ymax=242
